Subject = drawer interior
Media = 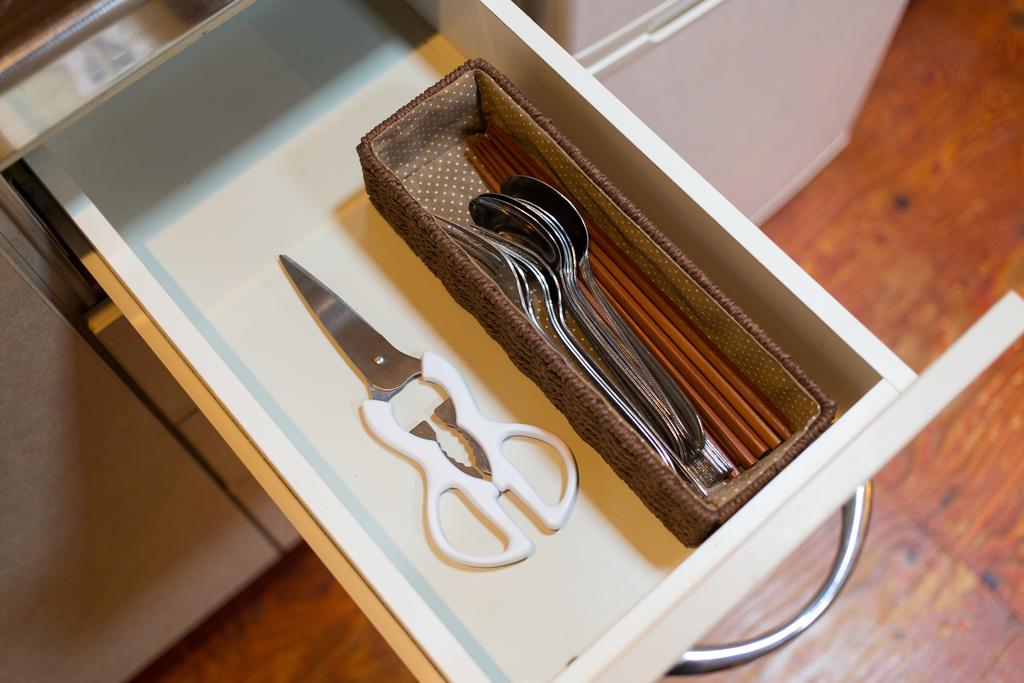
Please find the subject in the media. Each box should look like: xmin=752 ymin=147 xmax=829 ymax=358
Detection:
xmin=35 ymin=0 xmax=886 ymax=679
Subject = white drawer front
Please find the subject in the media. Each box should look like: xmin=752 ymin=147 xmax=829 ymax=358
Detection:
xmin=23 ymin=0 xmax=1023 ymax=680
xmin=577 ymin=0 xmax=908 ymax=221
xmin=508 ymin=0 xmax=670 ymax=55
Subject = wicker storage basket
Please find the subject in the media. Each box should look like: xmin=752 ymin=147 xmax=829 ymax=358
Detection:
xmin=357 ymin=59 xmax=834 ymax=545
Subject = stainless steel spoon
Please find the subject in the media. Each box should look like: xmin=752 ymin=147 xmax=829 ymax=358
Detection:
xmin=503 ymin=191 xmax=709 ymax=459
xmin=433 ymin=214 xmax=710 ymax=489
xmin=465 ymin=197 xmax=725 ymax=491
xmin=471 ymin=191 xmax=715 ymax=468
xmin=499 ymin=176 xmax=730 ymax=475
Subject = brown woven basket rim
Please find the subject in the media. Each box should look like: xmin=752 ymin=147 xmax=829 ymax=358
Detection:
xmin=358 ymin=58 xmax=836 ymax=536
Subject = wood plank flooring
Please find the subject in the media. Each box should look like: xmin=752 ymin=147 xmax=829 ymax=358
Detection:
xmin=694 ymin=0 xmax=1024 ymax=679
xmin=132 ymin=0 xmax=1024 ymax=680
xmin=133 ymin=544 xmax=416 ymax=683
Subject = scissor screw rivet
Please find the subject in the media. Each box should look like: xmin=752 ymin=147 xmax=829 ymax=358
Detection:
xmin=373 ymin=355 xmax=385 ymax=365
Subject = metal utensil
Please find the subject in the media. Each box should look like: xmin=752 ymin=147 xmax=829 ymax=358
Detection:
xmin=499 ymin=176 xmax=734 ymax=477
xmin=280 ymin=255 xmax=578 ymax=567
xmin=467 ymin=193 xmax=733 ymax=490
xmin=433 ymin=212 xmax=707 ymax=486
xmin=470 ymin=193 xmax=685 ymax=446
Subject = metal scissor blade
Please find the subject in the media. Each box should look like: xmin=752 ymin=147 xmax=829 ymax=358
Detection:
xmin=410 ymin=421 xmax=483 ymax=480
xmin=280 ymin=255 xmax=422 ymax=401
xmin=434 ymin=398 xmax=492 ymax=476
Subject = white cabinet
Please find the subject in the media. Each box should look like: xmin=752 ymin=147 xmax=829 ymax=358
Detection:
xmin=89 ymin=303 xmax=300 ymax=548
xmin=18 ymin=0 xmax=1022 ymax=680
xmin=523 ymin=0 xmax=908 ymax=222
xmin=0 ymin=252 xmax=279 ymax=683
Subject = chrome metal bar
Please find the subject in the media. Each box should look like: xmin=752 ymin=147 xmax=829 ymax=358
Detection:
xmin=669 ymin=481 xmax=873 ymax=676
xmin=0 ymin=0 xmax=252 ymax=170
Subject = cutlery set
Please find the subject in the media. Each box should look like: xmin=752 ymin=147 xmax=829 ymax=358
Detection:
xmin=464 ymin=126 xmax=795 ymax=470
xmin=352 ymin=61 xmax=833 ymax=548
xmin=433 ymin=176 xmax=736 ymax=495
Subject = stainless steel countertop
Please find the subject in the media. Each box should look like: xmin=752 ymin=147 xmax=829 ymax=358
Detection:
xmin=0 ymin=0 xmax=252 ymax=170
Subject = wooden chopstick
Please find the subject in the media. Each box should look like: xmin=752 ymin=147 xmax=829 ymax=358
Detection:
xmin=601 ymin=284 xmax=757 ymax=469
xmin=586 ymin=224 xmax=793 ymax=440
xmin=578 ymin=248 xmax=760 ymax=467
xmin=591 ymin=241 xmax=781 ymax=451
xmin=466 ymin=148 xmax=501 ymax=192
xmin=589 ymin=255 xmax=769 ymax=461
xmin=474 ymin=127 xmax=793 ymax=439
xmin=464 ymin=126 xmax=787 ymax=467
xmin=467 ymin=129 xmax=764 ymax=461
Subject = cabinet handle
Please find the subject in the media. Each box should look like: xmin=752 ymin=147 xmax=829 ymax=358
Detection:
xmin=579 ymin=0 xmax=722 ymax=76
xmin=669 ymin=482 xmax=873 ymax=676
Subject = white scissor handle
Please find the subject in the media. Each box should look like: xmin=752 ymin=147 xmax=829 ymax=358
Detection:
xmin=361 ymin=399 xmax=534 ymax=568
xmin=421 ymin=352 xmax=579 ymax=531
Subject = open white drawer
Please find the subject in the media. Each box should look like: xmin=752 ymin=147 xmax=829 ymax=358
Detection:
xmin=23 ymin=0 xmax=1023 ymax=680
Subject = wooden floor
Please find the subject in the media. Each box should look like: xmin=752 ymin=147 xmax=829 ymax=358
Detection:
xmin=133 ymin=0 xmax=1024 ymax=680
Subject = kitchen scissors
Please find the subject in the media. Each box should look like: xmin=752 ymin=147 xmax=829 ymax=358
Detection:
xmin=281 ymin=256 xmax=578 ymax=567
